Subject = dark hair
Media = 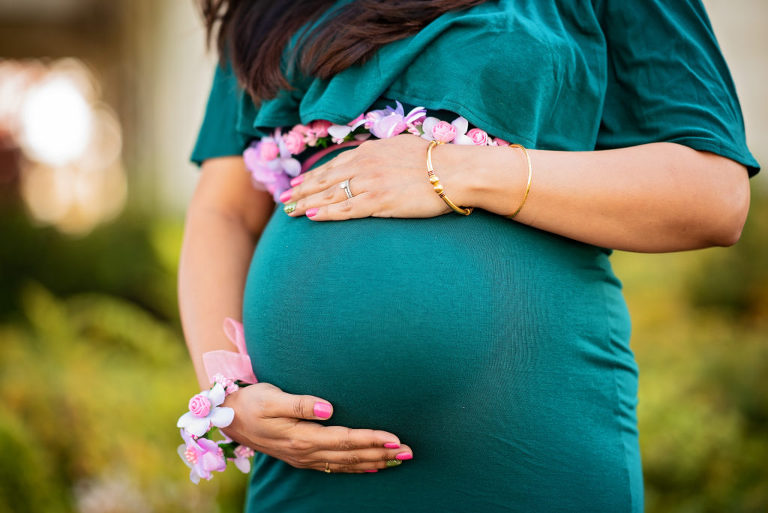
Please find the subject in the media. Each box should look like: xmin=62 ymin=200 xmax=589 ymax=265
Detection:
xmin=200 ymin=0 xmax=487 ymax=105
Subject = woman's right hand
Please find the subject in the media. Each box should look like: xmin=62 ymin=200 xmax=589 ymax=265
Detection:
xmin=221 ymin=382 xmax=413 ymax=474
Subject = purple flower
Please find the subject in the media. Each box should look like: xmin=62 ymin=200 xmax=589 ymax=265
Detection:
xmin=178 ymin=429 xmax=227 ymax=484
xmin=365 ymin=101 xmax=426 ymax=139
xmin=242 ymin=128 xmax=301 ymax=201
xmin=177 ymin=383 xmax=234 ymax=438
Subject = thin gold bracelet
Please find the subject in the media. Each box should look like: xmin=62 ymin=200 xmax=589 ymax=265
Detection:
xmin=506 ymin=143 xmax=533 ymax=219
xmin=426 ymin=140 xmax=474 ymax=216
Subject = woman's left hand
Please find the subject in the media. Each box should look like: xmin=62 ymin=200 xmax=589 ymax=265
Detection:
xmin=281 ymin=134 xmax=470 ymax=221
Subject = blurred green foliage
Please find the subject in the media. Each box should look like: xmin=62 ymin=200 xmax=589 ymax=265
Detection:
xmin=0 ymin=191 xmax=766 ymax=512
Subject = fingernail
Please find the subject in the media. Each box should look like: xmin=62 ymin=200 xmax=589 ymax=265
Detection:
xmin=290 ymin=175 xmax=304 ymax=187
xmin=383 ymin=442 xmax=400 ymax=449
xmin=313 ymin=402 xmax=332 ymax=419
xmin=395 ymin=452 xmax=413 ymax=461
xmin=385 ymin=459 xmax=402 ymax=467
xmin=365 ymin=469 xmax=378 ymax=473
xmin=306 ymin=208 xmax=318 ymax=218
xmin=283 ymin=201 xmax=297 ymax=214
xmin=279 ymin=189 xmax=292 ymax=203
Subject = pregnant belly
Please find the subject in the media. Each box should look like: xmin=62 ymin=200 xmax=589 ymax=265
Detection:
xmin=242 ymin=207 xmax=640 ymax=510
xmin=243 ymin=206 xmax=631 ymax=425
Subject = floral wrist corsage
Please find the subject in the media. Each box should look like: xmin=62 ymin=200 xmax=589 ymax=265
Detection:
xmin=177 ymin=318 xmax=258 ymax=484
xmin=177 ymin=374 xmax=254 ymax=483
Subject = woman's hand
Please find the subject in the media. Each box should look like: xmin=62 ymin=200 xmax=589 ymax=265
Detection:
xmin=221 ymin=382 xmax=413 ymax=474
xmin=281 ymin=134 xmax=465 ymax=221
xmin=280 ymin=134 xmax=751 ymax=251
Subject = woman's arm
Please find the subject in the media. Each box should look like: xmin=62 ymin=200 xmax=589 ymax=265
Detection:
xmin=178 ymin=157 xmax=412 ymax=473
xmin=179 ymin=156 xmax=273 ymax=387
xmin=282 ymin=136 xmax=751 ymax=252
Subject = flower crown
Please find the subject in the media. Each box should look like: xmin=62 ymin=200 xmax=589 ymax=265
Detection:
xmin=242 ymin=100 xmax=509 ymax=201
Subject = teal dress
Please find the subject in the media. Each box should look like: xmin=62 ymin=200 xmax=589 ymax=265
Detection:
xmin=190 ymin=1 xmax=760 ymax=512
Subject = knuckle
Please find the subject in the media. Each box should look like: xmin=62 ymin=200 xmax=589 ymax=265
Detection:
xmin=323 ymin=187 xmax=336 ymax=201
xmin=339 ymin=199 xmax=353 ymax=213
xmin=285 ymin=457 xmax=304 ymax=469
xmin=292 ymin=398 xmax=305 ymax=418
xmin=294 ymin=456 xmax=311 ymax=467
xmin=287 ymin=437 xmax=313 ymax=453
xmin=342 ymin=454 xmax=362 ymax=466
xmin=336 ymin=431 xmax=354 ymax=451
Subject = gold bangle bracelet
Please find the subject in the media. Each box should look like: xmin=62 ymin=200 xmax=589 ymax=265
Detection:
xmin=506 ymin=143 xmax=533 ymax=219
xmin=426 ymin=140 xmax=474 ymax=216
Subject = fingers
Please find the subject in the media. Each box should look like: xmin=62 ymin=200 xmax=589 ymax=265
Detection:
xmin=290 ymin=423 xmax=402 ymax=452
xmin=286 ymin=176 xmax=372 ymax=218
xmin=311 ymin=444 xmax=414 ymax=471
xmin=282 ymin=149 xmax=356 ymax=203
xmin=254 ymin=384 xmax=334 ymax=420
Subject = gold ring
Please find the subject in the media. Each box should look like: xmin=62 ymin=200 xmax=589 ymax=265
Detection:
xmin=324 ymin=462 xmax=331 ymax=474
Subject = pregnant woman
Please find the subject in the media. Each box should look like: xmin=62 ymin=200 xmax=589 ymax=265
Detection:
xmin=178 ymin=1 xmax=760 ymax=511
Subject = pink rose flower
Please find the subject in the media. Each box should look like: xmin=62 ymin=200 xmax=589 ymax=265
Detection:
xmin=177 ymin=383 xmax=235 ymax=437
xmin=432 ymin=120 xmax=457 ymax=143
xmin=189 ymin=394 xmax=212 ymax=418
xmin=309 ymin=119 xmax=332 ymax=138
xmin=466 ymin=128 xmax=488 ymax=146
xmin=282 ymin=130 xmax=306 ymax=155
xmin=494 ymin=137 xmax=509 ymax=146
xmin=259 ymin=140 xmax=279 ymax=161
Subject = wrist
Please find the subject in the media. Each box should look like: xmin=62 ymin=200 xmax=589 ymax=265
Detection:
xmin=436 ymin=143 xmax=522 ymax=214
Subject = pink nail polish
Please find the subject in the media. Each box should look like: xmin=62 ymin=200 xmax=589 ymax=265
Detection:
xmin=365 ymin=469 xmax=378 ymax=473
xmin=290 ymin=175 xmax=304 ymax=187
xmin=279 ymin=189 xmax=292 ymax=203
xmin=384 ymin=443 xmax=400 ymax=449
xmin=306 ymin=208 xmax=319 ymax=218
xmin=395 ymin=452 xmax=412 ymax=461
xmin=313 ymin=402 xmax=332 ymax=419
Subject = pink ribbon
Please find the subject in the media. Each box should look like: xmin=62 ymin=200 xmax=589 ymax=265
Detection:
xmin=202 ymin=317 xmax=258 ymax=385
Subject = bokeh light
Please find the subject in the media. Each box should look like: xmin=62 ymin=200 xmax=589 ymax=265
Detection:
xmin=20 ymin=73 xmax=92 ymax=166
xmin=0 ymin=57 xmax=126 ymax=235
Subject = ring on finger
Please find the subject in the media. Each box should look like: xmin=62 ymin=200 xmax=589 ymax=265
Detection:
xmin=324 ymin=462 xmax=332 ymax=474
xmin=339 ymin=178 xmax=353 ymax=199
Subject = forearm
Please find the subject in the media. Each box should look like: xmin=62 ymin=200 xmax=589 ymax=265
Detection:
xmin=178 ymin=157 xmax=274 ymax=389
xmin=444 ymin=142 xmax=751 ymax=252
xmin=178 ymin=208 xmax=257 ymax=388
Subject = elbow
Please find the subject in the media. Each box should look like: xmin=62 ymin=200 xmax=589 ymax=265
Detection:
xmin=705 ymin=165 xmax=751 ymax=248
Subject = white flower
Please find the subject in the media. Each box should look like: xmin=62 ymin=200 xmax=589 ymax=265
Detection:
xmin=177 ymin=383 xmax=234 ymax=438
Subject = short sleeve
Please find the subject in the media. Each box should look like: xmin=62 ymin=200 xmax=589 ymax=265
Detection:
xmin=190 ymin=60 xmax=250 ymax=166
xmin=595 ymin=0 xmax=760 ymax=177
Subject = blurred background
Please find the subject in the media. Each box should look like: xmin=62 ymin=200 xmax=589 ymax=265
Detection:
xmin=0 ymin=0 xmax=765 ymax=512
